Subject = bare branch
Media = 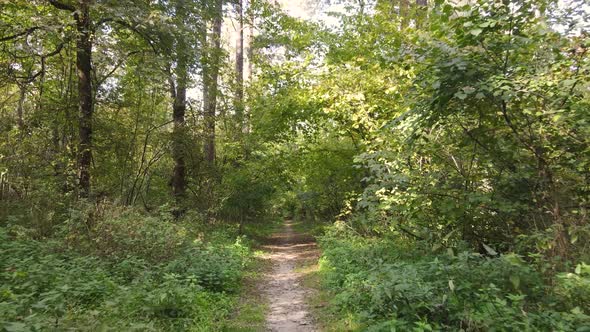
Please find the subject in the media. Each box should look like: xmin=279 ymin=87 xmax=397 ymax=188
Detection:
xmin=0 ymin=27 xmax=41 ymax=43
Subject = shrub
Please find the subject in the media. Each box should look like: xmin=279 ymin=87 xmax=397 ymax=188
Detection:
xmin=60 ymin=203 xmax=195 ymax=262
xmin=318 ymin=225 xmax=590 ymax=331
xmin=0 ymin=207 xmax=252 ymax=331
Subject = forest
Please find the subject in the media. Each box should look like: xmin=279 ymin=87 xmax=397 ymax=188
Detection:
xmin=0 ymin=0 xmax=589 ymax=330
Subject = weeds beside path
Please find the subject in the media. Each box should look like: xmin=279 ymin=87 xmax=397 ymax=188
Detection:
xmin=225 ymin=219 xmax=320 ymax=331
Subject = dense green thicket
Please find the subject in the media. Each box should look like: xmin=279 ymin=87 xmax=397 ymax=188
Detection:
xmin=319 ymin=225 xmax=590 ymax=330
xmin=1 ymin=0 xmax=282 ymax=329
xmin=1 ymin=0 xmax=589 ymax=330
xmin=245 ymin=0 xmax=590 ymax=330
xmin=1 ymin=206 xmax=252 ymax=331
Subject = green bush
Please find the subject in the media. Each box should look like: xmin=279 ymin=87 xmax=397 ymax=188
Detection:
xmin=60 ymin=203 xmax=194 ymax=262
xmin=319 ymin=225 xmax=590 ymax=331
xmin=0 ymin=207 xmax=252 ymax=331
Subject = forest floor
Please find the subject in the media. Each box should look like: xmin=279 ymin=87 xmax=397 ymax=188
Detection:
xmin=259 ymin=220 xmax=320 ymax=331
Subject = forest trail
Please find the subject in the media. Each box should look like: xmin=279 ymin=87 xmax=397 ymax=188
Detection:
xmin=261 ymin=220 xmax=319 ymax=331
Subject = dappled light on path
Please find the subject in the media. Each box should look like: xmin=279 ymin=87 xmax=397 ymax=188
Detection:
xmin=261 ymin=221 xmax=319 ymax=332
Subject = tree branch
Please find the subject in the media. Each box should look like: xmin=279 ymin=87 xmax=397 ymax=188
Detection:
xmin=95 ymin=50 xmax=141 ymax=87
xmin=11 ymin=42 xmax=66 ymax=83
xmin=96 ymin=18 xmax=159 ymax=55
xmin=47 ymin=0 xmax=76 ymax=12
xmin=0 ymin=27 xmax=41 ymax=43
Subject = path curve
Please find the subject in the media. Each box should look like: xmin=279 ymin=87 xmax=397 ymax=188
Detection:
xmin=261 ymin=220 xmax=319 ymax=332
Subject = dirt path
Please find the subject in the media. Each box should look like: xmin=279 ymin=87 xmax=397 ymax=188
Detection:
xmin=261 ymin=220 xmax=319 ymax=332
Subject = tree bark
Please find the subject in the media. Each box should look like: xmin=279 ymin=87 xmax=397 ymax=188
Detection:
xmin=245 ymin=0 xmax=254 ymax=135
xmin=171 ymin=68 xmax=187 ymax=200
xmin=16 ymin=85 xmax=25 ymax=131
xmin=76 ymin=0 xmax=94 ymax=198
xmin=235 ymin=0 xmax=244 ymax=132
xmin=247 ymin=3 xmax=253 ymax=82
xmin=171 ymin=0 xmax=188 ymax=201
xmin=203 ymin=0 xmax=223 ymax=166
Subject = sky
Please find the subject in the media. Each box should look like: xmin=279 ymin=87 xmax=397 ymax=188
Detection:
xmin=202 ymin=0 xmax=344 ymax=102
xmin=277 ymin=0 xmax=348 ymax=27
xmin=192 ymin=0 xmax=589 ymax=101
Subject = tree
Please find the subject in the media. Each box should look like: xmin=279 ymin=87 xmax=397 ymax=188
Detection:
xmin=203 ymin=0 xmax=224 ymax=166
xmin=235 ymin=0 xmax=245 ymax=134
xmin=47 ymin=0 xmax=93 ymax=198
xmin=168 ymin=0 xmax=192 ymax=202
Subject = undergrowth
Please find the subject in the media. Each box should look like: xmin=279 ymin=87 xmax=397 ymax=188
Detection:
xmin=318 ymin=223 xmax=590 ymax=331
xmin=0 ymin=203 xmax=255 ymax=331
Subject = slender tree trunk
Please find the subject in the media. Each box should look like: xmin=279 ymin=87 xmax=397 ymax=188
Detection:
xmin=204 ymin=0 xmax=223 ymax=166
xmin=171 ymin=67 xmax=187 ymax=201
xmin=16 ymin=85 xmax=25 ymax=131
xmin=415 ymin=0 xmax=427 ymax=28
xmin=400 ymin=0 xmax=409 ymax=28
xmin=247 ymin=4 xmax=253 ymax=81
xmin=235 ymin=0 xmax=244 ymax=133
xmin=245 ymin=0 xmax=254 ymax=135
xmin=76 ymin=0 xmax=93 ymax=198
xmin=171 ymin=1 xmax=188 ymax=201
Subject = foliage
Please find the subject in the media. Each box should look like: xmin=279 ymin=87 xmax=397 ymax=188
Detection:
xmin=0 ymin=209 xmax=252 ymax=331
xmin=318 ymin=224 xmax=590 ymax=331
xmin=1 ymin=0 xmax=589 ymax=329
xmin=243 ymin=0 xmax=590 ymax=329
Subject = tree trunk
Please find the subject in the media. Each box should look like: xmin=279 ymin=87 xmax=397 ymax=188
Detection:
xmin=76 ymin=0 xmax=93 ymax=198
xmin=248 ymin=3 xmax=253 ymax=82
xmin=245 ymin=0 xmax=254 ymax=135
xmin=16 ymin=85 xmax=25 ymax=131
xmin=203 ymin=0 xmax=223 ymax=166
xmin=400 ymin=0 xmax=409 ymax=28
xmin=171 ymin=69 xmax=187 ymax=201
xmin=171 ymin=1 xmax=188 ymax=201
xmin=235 ymin=0 xmax=244 ymax=132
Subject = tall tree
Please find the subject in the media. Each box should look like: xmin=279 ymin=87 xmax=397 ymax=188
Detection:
xmin=170 ymin=0 xmax=189 ymax=201
xmin=235 ymin=0 xmax=245 ymax=133
xmin=76 ymin=0 xmax=93 ymax=199
xmin=203 ymin=0 xmax=223 ymax=166
xmin=246 ymin=0 xmax=254 ymax=135
xmin=48 ymin=0 xmax=93 ymax=198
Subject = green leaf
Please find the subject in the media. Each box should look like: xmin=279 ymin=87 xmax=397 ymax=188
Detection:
xmin=469 ymin=28 xmax=483 ymax=36
xmin=482 ymin=243 xmax=498 ymax=256
xmin=571 ymin=233 xmax=578 ymax=244
xmin=509 ymin=275 xmax=520 ymax=289
xmin=4 ymin=323 xmax=28 ymax=332
xmin=503 ymin=253 xmax=524 ymax=266
xmin=447 ymin=248 xmax=455 ymax=257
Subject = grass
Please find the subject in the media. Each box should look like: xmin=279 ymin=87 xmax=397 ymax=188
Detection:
xmin=291 ymin=219 xmax=325 ymax=237
xmin=241 ymin=218 xmax=283 ymax=243
xmin=222 ymin=250 xmax=271 ymax=331
xmin=300 ymin=263 xmax=362 ymax=332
